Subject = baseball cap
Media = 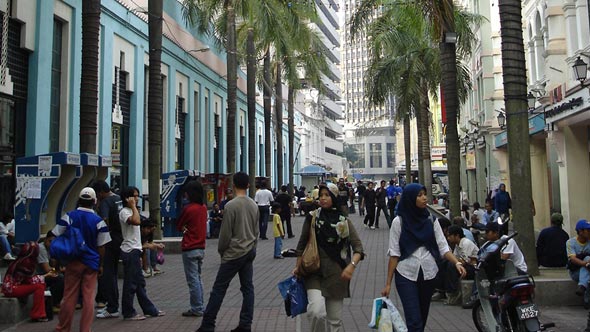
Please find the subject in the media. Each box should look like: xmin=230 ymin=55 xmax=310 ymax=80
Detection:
xmin=575 ymin=219 xmax=590 ymax=231
xmin=79 ymin=187 xmax=97 ymax=201
xmin=486 ymin=221 xmax=500 ymax=233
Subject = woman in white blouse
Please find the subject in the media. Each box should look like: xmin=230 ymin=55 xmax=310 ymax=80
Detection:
xmin=381 ymin=184 xmax=466 ymax=332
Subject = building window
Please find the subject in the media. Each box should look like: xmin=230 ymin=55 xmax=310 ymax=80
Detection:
xmin=50 ymin=19 xmax=63 ymax=152
xmin=350 ymin=144 xmax=365 ymax=168
xmin=369 ymin=143 xmax=382 ymax=168
xmin=386 ymin=143 xmax=395 ymax=168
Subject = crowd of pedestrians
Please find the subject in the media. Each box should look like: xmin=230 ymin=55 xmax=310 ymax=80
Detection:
xmin=4 ymin=174 xmax=590 ymax=332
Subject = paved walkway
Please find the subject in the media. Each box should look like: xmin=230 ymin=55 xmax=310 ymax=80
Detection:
xmin=2 ymin=212 xmax=587 ymax=331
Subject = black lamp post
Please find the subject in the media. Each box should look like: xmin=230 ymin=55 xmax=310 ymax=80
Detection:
xmin=573 ymin=56 xmax=588 ymax=83
xmin=527 ymin=92 xmax=536 ymax=110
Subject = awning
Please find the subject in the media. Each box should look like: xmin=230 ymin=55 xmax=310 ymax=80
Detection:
xmin=295 ymin=165 xmax=330 ymax=176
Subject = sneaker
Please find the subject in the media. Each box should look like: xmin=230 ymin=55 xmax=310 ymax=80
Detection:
xmin=3 ymin=253 xmax=16 ymax=261
xmin=370 ymin=226 xmax=375 ymax=230
xmin=143 ymin=269 xmax=153 ymax=278
xmin=124 ymin=313 xmax=146 ymax=321
xmin=96 ymin=310 xmax=120 ymax=319
xmin=576 ymin=285 xmax=587 ymax=296
xmin=431 ymin=291 xmax=446 ymax=301
xmin=182 ymin=310 xmax=203 ymax=317
xmin=152 ymin=268 xmax=163 ymax=275
xmin=146 ymin=310 xmax=166 ymax=318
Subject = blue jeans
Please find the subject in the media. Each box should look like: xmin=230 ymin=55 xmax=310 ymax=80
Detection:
xmin=182 ymin=249 xmax=205 ymax=314
xmin=258 ymin=206 xmax=270 ymax=239
xmin=0 ymin=235 xmax=12 ymax=254
xmin=199 ymin=248 xmax=256 ymax=331
xmin=570 ymin=256 xmax=590 ymax=302
xmin=145 ymin=248 xmax=158 ymax=269
xmin=121 ymin=249 xmax=158 ymax=318
xmin=274 ymin=237 xmax=282 ymax=257
xmin=395 ymin=269 xmax=436 ymax=332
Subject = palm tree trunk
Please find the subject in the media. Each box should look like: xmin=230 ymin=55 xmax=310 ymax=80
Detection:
xmin=225 ymin=5 xmax=237 ymax=173
xmin=148 ymin=0 xmax=163 ymax=239
xmin=440 ymin=39 xmax=461 ymax=218
xmin=264 ymin=51 xmax=272 ymax=178
xmin=420 ymin=85 xmax=433 ymax=203
xmin=246 ymin=29 xmax=256 ymax=198
xmin=79 ymin=0 xmax=101 ymax=154
xmin=274 ymin=62 xmax=283 ymax=187
xmin=499 ymin=0 xmax=538 ymax=275
xmin=288 ymin=87 xmax=295 ymax=198
xmin=404 ymin=115 xmax=411 ymax=184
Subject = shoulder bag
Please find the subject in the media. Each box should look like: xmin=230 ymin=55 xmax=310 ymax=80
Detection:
xmin=300 ymin=213 xmax=320 ymax=275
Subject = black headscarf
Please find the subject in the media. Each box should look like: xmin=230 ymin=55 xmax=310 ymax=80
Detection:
xmin=396 ymin=183 xmax=439 ymax=260
xmin=315 ymin=185 xmax=349 ymax=269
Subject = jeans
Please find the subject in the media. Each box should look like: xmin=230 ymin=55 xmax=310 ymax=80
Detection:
xmin=145 ymin=248 xmax=158 ymax=269
xmin=258 ymin=206 xmax=270 ymax=239
xmin=97 ymin=243 xmax=120 ymax=313
xmin=199 ymin=248 xmax=256 ymax=331
xmin=121 ymin=249 xmax=158 ymax=318
xmin=570 ymin=256 xmax=590 ymax=302
xmin=395 ymin=269 xmax=436 ymax=332
xmin=182 ymin=249 xmax=205 ymax=314
xmin=0 ymin=234 xmax=12 ymax=255
xmin=274 ymin=237 xmax=283 ymax=258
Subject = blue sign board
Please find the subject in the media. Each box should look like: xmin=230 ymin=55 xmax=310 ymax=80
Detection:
xmin=494 ymin=113 xmax=545 ymax=148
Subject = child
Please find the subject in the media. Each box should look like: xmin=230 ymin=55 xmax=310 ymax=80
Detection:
xmin=272 ymin=203 xmax=285 ymax=259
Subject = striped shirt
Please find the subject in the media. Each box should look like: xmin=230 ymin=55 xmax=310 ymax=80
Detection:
xmin=52 ymin=207 xmax=111 ymax=271
xmin=387 ymin=216 xmax=450 ymax=281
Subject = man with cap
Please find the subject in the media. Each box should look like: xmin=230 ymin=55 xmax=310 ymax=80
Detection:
xmin=54 ymin=188 xmax=112 ymax=332
xmin=566 ymin=219 xmax=590 ymax=299
xmin=483 ymin=222 xmax=528 ymax=275
xmin=536 ymin=212 xmax=569 ymax=267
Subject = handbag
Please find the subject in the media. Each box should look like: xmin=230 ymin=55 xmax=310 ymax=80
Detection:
xmin=299 ymin=213 xmax=320 ymax=275
xmin=277 ymin=276 xmax=308 ymax=317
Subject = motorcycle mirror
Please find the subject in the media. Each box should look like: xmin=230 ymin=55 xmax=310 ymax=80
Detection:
xmin=497 ymin=217 xmax=503 ymax=225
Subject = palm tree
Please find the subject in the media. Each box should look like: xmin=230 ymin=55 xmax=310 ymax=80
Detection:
xmin=498 ymin=0 xmax=538 ymax=275
xmin=148 ymin=0 xmax=163 ymax=238
xmin=182 ymin=0 xmax=252 ymax=174
xmin=246 ymin=28 xmax=256 ymax=197
xmin=79 ymin=0 xmax=101 ymax=154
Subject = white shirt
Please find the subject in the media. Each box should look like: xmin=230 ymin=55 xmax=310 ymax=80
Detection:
xmin=501 ymin=236 xmax=528 ymax=273
xmin=473 ymin=208 xmax=486 ymax=225
xmin=6 ymin=219 xmax=14 ymax=234
xmin=387 ymin=216 xmax=450 ymax=281
xmin=119 ymin=207 xmax=142 ymax=253
xmin=453 ymin=237 xmax=479 ymax=264
xmin=254 ymin=189 xmax=274 ymax=207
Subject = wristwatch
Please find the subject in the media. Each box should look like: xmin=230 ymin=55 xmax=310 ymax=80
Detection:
xmin=351 ymin=261 xmax=358 ymax=267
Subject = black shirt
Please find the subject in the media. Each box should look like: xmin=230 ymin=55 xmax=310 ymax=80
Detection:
xmin=364 ymin=189 xmax=376 ymax=207
xmin=376 ymin=187 xmax=387 ymax=206
xmin=275 ymin=192 xmax=291 ymax=211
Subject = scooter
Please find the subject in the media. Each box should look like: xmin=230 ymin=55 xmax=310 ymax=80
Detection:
xmin=471 ymin=232 xmax=554 ymax=332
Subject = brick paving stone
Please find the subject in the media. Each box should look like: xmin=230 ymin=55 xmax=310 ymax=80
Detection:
xmin=1 ymin=212 xmax=586 ymax=332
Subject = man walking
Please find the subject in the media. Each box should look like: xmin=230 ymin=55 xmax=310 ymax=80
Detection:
xmin=356 ymin=180 xmax=366 ymax=216
xmin=254 ymin=181 xmax=273 ymax=240
xmin=375 ymin=180 xmax=390 ymax=228
xmin=54 ymin=188 xmax=111 ymax=332
xmin=363 ymin=182 xmax=376 ymax=228
xmin=93 ymin=180 xmax=123 ymax=318
xmin=197 ymin=172 xmax=259 ymax=332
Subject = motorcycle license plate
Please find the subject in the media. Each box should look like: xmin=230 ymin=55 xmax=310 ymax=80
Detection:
xmin=516 ymin=304 xmax=539 ymax=320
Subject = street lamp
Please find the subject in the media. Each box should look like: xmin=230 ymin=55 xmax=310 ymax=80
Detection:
xmin=527 ymin=92 xmax=536 ymax=110
xmin=497 ymin=111 xmax=506 ymax=129
xmin=572 ymin=56 xmax=588 ymax=84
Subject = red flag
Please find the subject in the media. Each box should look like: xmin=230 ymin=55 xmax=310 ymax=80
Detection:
xmin=440 ymin=86 xmax=447 ymax=124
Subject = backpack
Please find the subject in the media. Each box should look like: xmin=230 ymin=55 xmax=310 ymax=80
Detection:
xmin=50 ymin=215 xmax=87 ymax=264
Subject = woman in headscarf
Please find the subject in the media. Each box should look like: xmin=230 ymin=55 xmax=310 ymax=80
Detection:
xmin=2 ymin=241 xmax=56 ymax=322
xmin=493 ymin=183 xmax=511 ymax=217
xmin=293 ymin=183 xmax=364 ymax=332
xmin=381 ymin=183 xmax=466 ymax=332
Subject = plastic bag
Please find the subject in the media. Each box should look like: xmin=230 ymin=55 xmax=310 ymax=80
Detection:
xmin=156 ymin=249 xmax=165 ymax=265
xmin=368 ymin=297 xmax=407 ymax=332
xmin=277 ymin=276 xmax=308 ymax=318
xmin=378 ymin=308 xmax=392 ymax=332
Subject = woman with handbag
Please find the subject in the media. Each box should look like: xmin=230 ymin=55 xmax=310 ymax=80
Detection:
xmin=2 ymin=241 xmax=57 ymax=322
xmin=381 ymin=183 xmax=466 ymax=332
xmin=293 ymin=183 xmax=364 ymax=332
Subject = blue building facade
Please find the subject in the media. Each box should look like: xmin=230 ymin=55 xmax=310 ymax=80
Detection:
xmin=0 ymin=0 xmax=299 ymax=234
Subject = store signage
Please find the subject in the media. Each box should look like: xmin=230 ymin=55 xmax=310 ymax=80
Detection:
xmin=545 ymin=97 xmax=583 ymax=118
xmin=466 ymin=152 xmax=476 ymax=170
xmin=431 ymin=146 xmax=446 ymax=160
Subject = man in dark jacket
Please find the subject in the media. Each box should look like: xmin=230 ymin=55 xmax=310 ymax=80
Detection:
xmin=363 ymin=182 xmax=377 ymax=228
xmin=536 ymin=213 xmax=569 ymax=267
xmin=274 ymin=185 xmax=294 ymax=238
xmin=375 ymin=180 xmax=390 ymax=228
xmin=356 ymin=181 xmax=366 ymax=216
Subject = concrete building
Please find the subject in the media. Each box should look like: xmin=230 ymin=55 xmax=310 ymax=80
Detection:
xmin=296 ymin=0 xmax=344 ymax=178
xmin=341 ymin=0 xmax=397 ymax=181
xmin=0 ymin=0 xmax=300 ymax=231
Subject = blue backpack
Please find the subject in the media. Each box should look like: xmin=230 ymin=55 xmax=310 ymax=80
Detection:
xmin=50 ymin=215 xmax=87 ymax=264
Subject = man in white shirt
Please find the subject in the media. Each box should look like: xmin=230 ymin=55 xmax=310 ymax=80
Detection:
xmin=254 ymin=181 xmax=273 ymax=240
xmin=484 ymin=222 xmax=528 ymax=274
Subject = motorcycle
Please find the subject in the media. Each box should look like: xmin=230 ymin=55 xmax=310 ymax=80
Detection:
xmin=472 ymin=232 xmax=554 ymax=332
